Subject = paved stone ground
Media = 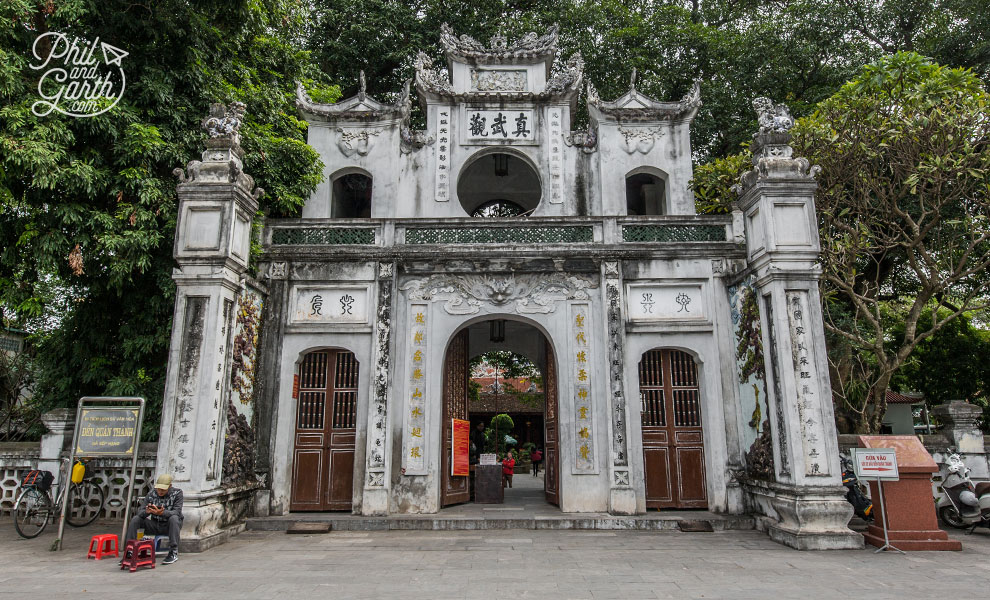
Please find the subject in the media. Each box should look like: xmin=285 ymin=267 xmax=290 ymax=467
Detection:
xmin=1 ymin=516 xmax=989 ymax=600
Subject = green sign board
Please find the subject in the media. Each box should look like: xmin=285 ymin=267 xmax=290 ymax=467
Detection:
xmin=75 ymin=408 xmax=140 ymax=456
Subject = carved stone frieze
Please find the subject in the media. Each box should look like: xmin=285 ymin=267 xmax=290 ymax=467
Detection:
xmin=618 ymin=125 xmax=664 ymax=154
xmin=268 ymin=262 xmax=287 ymax=280
xmin=613 ymin=470 xmax=630 ymax=487
xmin=471 ymin=69 xmax=527 ymax=92
xmin=337 ymin=127 xmax=380 ymax=157
xmin=400 ymin=273 xmax=597 ymax=315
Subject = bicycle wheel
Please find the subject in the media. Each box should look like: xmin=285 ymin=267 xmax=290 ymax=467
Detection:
xmin=65 ymin=480 xmax=105 ymax=527
xmin=13 ymin=488 xmax=52 ymax=539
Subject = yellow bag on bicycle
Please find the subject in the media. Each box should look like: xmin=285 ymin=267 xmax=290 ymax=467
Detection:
xmin=71 ymin=461 xmax=85 ymax=484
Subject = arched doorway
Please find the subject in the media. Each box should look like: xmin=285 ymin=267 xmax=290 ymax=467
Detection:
xmin=456 ymin=151 xmax=542 ymax=217
xmin=331 ymin=170 xmax=373 ymax=218
xmin=638 ymin=349 xmax=708 ymax=509
xmin=625 ymin=168 xmax=667 ymax=216
xmin=440 ymin=319 xmax=559 ymax=507
xmin=290 ymin=349 xmax=358 ymax=511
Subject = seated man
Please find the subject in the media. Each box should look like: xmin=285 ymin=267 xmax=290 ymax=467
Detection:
xmin=124 ymin=474 xmax=183 ymax=565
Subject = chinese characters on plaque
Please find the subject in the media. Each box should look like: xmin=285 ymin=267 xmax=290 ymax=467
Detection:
xmin=571 ymin=303 xmax=595 ymax=473
xmin=464 ymin=109 xmax=535 ymax=143
xmin=625 ymin=284 xmax=704 ymax=321
xmin=786 ymin=291 xmax=829 ymax=477
xmin=435 ymin=107 xmax=451 ymax=201
xmin=403 ymin=304 xmax=428 ymax=474
xmin=548 ymin=108 xmax=563 ymax=203
xmin=291 ymin=287 xmax=369 ymax=324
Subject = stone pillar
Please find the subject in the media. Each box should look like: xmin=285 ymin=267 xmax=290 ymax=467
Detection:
xmin=361 ymin=261 xmax=395 ymax=515
xmin=39 ymin=409 xmax=75 ymax=481
xmin=157 ymin=103 xmax=263 ymax=549
xmin=602 ymin=261 xmax=635 ymax=514
xmin=734 ymin=98 xmax=861 ymax=549
xmin=932 ymin=401 xmax=989 ymax=480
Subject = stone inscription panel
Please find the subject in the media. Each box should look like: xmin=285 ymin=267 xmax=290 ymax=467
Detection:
xmin=570 ymin=302 xmax=595 ymax=474
xmin=435 ymin=107 xmax=451 ymax=202
xmin=402 ymin=303 xmax=429 ymax=475
xmin=290 ymin=286 xmax=370 ymax=324
xmin=626 ymin=284 xmax=705 ymax=321
xmin=786 ymin=290 xmax=830 ymax=477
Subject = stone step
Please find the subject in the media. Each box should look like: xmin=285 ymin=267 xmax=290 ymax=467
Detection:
xmin=286 ymin=521 xmax=332 ymax=534
xmin=247 ymin=514 xmax=755 ymax=533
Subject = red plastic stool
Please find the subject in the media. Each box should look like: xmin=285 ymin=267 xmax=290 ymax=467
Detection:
xmin=120 ymin=539 xmax=155 ymax=572
xmin=87 ymin=534 xmax=119 ymax=560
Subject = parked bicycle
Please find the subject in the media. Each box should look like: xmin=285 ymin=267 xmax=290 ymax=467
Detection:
xmin=13 ymin=458 xmax=106 ymax=539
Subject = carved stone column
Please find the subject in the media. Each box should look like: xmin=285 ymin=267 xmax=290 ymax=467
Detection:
xmin=734 ymin=98 xmax=861 ymax=549
xmin=361 ymin=261 xmax=396 ymax=514
xmin=157 ymin=103 xmax=263 ymax=550
xmin=602 ymin=261 xmax=635 ymax=514
xmin=932 ymin=401 xmax=989 ymax=480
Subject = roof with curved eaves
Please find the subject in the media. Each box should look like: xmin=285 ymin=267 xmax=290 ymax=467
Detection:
xmin=589 ymin=69 xmax=702 ymax=123
xmin=439 ymin=23 xmax=559 ymax=65
xmin=295 ymin=74 xmax=410 ymax=122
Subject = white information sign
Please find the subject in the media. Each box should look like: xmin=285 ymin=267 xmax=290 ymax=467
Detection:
xmin=853 ymin=448 xmax=899 ymax=481
xmin=479 ymin=453 xmax=497 ymax=465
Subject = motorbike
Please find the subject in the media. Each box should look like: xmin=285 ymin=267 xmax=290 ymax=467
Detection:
xmin=840 ymin=454 xmax=874 ymax=521
xmin=937 ymin=453 xmax=990 ymax=531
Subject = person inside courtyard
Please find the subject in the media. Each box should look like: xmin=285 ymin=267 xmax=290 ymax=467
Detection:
xmin=470 ymin=421 xmax=486 ymax=465
xmin=501 ymin=450 xmax=515 ymax=488
xmin=531 ymin=447 xmax=542 ymax=477
xmin=124 ymin=473 xmax=183 ymax=565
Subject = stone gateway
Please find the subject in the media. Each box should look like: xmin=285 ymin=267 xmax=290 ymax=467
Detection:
xmin=159 ymin=25 xmax=862 ymax=550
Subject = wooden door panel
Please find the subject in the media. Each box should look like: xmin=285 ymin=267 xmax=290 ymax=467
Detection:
xmin=441 ymin=329 xmax=470 ymax=507
xmin=327 ymin=449 xmax=355 ymax=509
xmin=291 ymin=450 xmax=323 ymax=508
xmin=544 ymin=341 xmax=559 ymax=506
xmin=291 ymin=350 xmax=358 ymax=512
xmin=643 ymin=446 xmax=673 ymax=506
xmin=675 ymin=447 xmax=707 ymax=506
xmin=639 ymin=349 xmax=708 ymax=509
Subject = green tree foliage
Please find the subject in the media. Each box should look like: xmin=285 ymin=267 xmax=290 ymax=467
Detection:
xmin=693 ymin=53 xmax=990 ymax=432
xmin=489 ymin=413 xmax=515 ymax=454
xmin=304 ymin=1 xmax=988 ymax=161
xmin=891 ymin=311 xmax=990 ymax=430
xmin=797 ymin=53 xmax=990 ymax=432
xmin=0 ymin=0 xmax=335 ymax=438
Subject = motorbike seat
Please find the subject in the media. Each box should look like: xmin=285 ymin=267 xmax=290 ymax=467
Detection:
xmin=975 ymin=481 xmax=990 ymax=496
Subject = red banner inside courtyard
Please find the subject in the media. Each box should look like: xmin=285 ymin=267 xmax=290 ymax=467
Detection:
xmin=452 ymin=418 xmax=470 ymax=476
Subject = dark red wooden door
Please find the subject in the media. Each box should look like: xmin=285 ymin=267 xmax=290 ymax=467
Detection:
xmin=544 ymin=341 xmax=560 ymax=506
xmin=290 ymin=350 xmax=358 ymax=511
xmin=441 ymin=328 xmax=470 ymax=507
xmin=639 ymin=349 xmax=707 ymax=509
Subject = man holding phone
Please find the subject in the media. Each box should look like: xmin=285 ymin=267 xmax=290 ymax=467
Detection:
xmin=123 ymin=473 xmax=183 ymax=565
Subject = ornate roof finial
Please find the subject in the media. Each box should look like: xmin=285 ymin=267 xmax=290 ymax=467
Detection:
xmin=630 ymin=68 xmax=637 ymax=93
xmin=358 ymin=70 xmax=367 ymax=101
xmin=202 ymin=101 xmax=246 ymax=141
xmin=752 ymin=97 xmax=794 ymax=134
